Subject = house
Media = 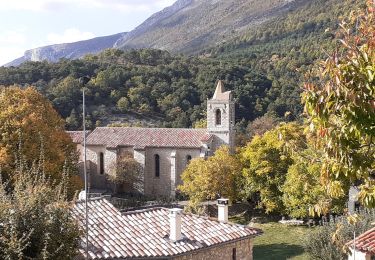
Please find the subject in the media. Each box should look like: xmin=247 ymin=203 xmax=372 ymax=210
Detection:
xmin=72 ymin=198 xmax=262 ymax=260
xmin=346 ymin=227 xmax=375 ymax=260
xmin=68 ymin=80 xmax=235 ymax=197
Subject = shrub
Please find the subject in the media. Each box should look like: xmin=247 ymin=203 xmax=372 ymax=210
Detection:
xmin=0 ymin=162 xmax=80 ymax=259
xmin=303 ymin=210 xmax=375 ymax=260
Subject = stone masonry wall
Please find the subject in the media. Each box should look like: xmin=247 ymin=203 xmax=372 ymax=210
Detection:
xmin=85 ymin=146 xmax=113 ymax=190
xmin=173 ymin=238 xmax=253 ymax=260
xmin=84 ymin=145 xmax=202 ymax=196
xmin=175 ymin=148 xmax=201 ymax=187
xmin=144 ymin=147 xmax=201 ymax=197
xmin=207 ymin=99 xmax=235 ymax=152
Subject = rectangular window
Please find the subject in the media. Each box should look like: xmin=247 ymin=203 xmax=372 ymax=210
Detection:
xmin=232 ymin=248 xmax=236 ymax=260
xmin=155 ymin=154 xmax=160 ymax=177
xmin=99 ymin=152 xmax=104 ymax=175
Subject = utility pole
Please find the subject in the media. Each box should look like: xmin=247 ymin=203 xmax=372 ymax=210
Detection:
xmin=80 ymin=76 xmax=90 ymax=260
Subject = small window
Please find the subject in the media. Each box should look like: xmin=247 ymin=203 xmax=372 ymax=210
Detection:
xmin=155 ymin=154 xmax=160 ymax=177
xmin=215 ymin=109 xmax=222 ymax=125
xmin=232 ymin=248 xmax=236 ymax=260
xmin=186 ymin=155 xmax=192 ymax=165
xmin=99 ymin=152 xmax=104 ymax=175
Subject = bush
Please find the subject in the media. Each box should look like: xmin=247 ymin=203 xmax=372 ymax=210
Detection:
xmin=0 ymin=162 xmax=80 ymax=259
xmin=303 ymin=210 xmax=375 ymax=260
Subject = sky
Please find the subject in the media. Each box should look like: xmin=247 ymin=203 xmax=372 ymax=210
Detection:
xmin=0 ymin=0 xmax=176 ymax=65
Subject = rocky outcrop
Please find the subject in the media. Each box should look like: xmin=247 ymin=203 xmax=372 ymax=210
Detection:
xmin=5 ymin=32 xmax=126 ymax=67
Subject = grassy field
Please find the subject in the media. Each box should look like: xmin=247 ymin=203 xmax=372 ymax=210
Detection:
xmin=252 ymin=223 xmax=311 ymax=260
xmin=230 ymin=214 xmax=312 ymax=260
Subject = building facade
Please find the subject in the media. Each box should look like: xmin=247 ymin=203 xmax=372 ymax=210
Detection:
xmin=69 ymin=81 xmax=235 ymax=197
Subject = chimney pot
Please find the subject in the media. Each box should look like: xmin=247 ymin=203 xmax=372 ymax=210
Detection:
xmin=169 ymin=208 xmax=183 ymax=242
xmin=217 ymin=198 xmax=229 ymax=222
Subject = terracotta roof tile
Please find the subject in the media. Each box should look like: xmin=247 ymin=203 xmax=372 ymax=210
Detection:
xmin=347 ymin=227 xmax=375 ymax=254
xmin=66 ymin=131 xmax=90 ymax=144
xmin=86 ymin=127 xmax=212 ymax=149
xmin=72 ymin=198 xmax=262 ymax=259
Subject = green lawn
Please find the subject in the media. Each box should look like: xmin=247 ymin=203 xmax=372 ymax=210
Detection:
xmin=230 ymin=214 xmax=311 ymax=260
xmin=252 ymin=223 xmax=310 ymax=260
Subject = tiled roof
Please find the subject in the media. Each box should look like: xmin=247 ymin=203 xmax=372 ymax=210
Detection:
xmin=347 ymin=227 xmax=375 ymax=253
xmin=72 ymin=198 xmax=262 ymax=259
xmin=86 ymin=127 xmax=212 ymax=149
xmin=67 ymin=131 xmax=90 ymax=144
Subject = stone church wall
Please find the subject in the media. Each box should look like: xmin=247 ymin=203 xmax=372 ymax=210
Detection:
xmin=85 ymin=146 xmax=112 ymax=190
xmin=175 ymin=149 xmax=201 ymax=187
xmin=144 ymin=147 xmax=201 ymax=197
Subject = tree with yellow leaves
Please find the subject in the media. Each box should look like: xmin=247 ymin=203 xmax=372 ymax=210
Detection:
xmin=0 ymin=86 xmax=81 ymax=194
xmin=178 ymin=146 xmax=241 ymax=207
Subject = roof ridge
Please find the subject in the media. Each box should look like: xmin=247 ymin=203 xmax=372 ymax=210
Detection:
xmin=74 ymin=196 xmax=107 ymax=205
xmin=95 ymin=127 xmax=208 ymax=131
xmin=122 ymin=205 xmax=261 ymax=231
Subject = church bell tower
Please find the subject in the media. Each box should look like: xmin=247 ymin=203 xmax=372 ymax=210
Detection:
xmin=207 ymin=80 xmax=235 ymax=152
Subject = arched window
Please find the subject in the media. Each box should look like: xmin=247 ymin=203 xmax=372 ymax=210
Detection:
xmin=99 ymin=152 xmax=104 ymax=175
xmin=215 ymin=109 xmax=222 ymax=125
xmin=186 ymin=155 xmax=192 ymax=165
xmin=154 ymin=154 xmax=160 ymax=177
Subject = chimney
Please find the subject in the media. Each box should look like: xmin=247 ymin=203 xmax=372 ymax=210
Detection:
xmin=217 ymin=198 xmax=229 ymax=222
xmin=169 ymin=208 xmax=183 ymax=242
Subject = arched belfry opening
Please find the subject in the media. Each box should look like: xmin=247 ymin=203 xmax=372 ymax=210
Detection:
xmin=215 ymin=109 xmax=222 ymax=126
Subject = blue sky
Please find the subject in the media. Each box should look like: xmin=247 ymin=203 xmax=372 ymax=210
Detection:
xmin=0 ymin=0 xmax=175 ymax=65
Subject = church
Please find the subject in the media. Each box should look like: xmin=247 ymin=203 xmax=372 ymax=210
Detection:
xmin=69 ymin=80 xmax=235 ymax=198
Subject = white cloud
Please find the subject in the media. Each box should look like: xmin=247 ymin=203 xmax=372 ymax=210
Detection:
xmin=0 ymin=46 xmax=25 ymax=66
xmin=47 ymin=28 xmax=95 ymax=44
xmin=87 ymin=0 xmax=176 ymax=12
xmin=0 ymin=0 xmax=176 ymax=12
xmin=0 ymin=0 xmax=66 ymax=11
xmin=0 ymin=31 xmax=26 ymax=44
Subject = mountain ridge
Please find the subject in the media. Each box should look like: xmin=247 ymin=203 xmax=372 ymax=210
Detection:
xmin=5 ymin=32 xmax=126 ymax=67
xmin=5 ymin=0 xmax=310 ymax=66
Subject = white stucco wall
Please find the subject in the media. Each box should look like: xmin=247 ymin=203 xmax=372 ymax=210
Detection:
xmin=348 ymin=248 xmax=372 ymax=260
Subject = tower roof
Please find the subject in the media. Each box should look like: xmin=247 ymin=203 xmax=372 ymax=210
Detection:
xmin=212 ymin=80 xmax=231 ymax=100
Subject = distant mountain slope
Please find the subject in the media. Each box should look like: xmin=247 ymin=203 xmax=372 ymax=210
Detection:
xmin=5 ymin=32 xmax=126 ymax=67
xmin=115 ymin=0 xmax=309 ymax=53
xmin=5 ymin=0 xmax=312 ymax=66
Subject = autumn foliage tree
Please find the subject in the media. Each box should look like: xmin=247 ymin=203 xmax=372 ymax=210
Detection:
xmin=303 ymin=1 xmax=374 ymax=207
xmin=240 ymin=122 xmax=306 ymax=214
xmin=0 ymin=161 xmax=80 ymax=259
xmin=107 ymin=152 xmax=143 ymax=194
xmin=179 ymin=146 xmax=241 ymax=206
xmin=0 ymin=86 xmax=81 ymax=193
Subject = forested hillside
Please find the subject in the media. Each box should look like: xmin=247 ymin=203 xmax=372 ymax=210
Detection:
xmin=0 ymin=49 xmax=273 ymax=129
xmin=115 ymin=0 xmax=309 ymax=53
xmin=0 ymin=0 xmax=361 ymax=131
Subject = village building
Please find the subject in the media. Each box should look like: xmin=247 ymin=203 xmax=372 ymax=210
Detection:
xmin=69 ymin=80 xmax=235 ymax=197
xmin=346 ymin=227 xmax=375 ymax=260
xmin=72 ymin=198 xmax=262 ymax=260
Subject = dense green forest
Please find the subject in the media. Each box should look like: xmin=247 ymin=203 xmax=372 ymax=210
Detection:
xmin=0 ymin=0 xmax=360 ymax=131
